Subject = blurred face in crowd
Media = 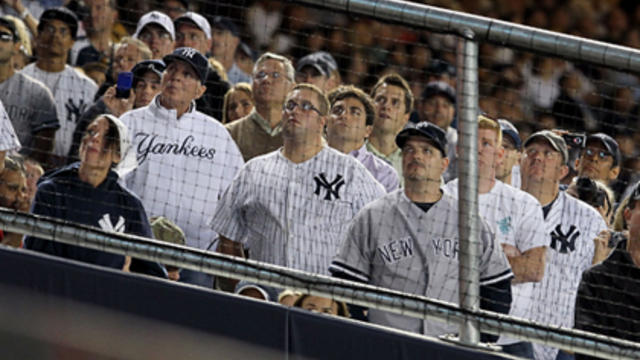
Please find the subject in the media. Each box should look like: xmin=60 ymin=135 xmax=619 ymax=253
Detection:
xmin=300 ymin=296 xmax=338 ymax=315
xmin=282 ymin=88 xmax=325 ymax=140
xmin=295 ymin=66 xmax=329 ymax=92
xmin=327 ymin=96 xmax=371 ymax=148
xmin=0 ymin=25 xmax=19 ymax=65
xmin=24 ymin=160 xmax=44 ymax=203
xmin=477 ymin=128 xmax=503 ymax=179
xmin=175 ymin=22 xmax=210 ymax=55
xmin=235 ymin=51 xmax=254 ymax=75
xmin=421 ymin=95 xmax=455 ymax=130
xmin=112 ymin=43 xmax=145 ymax=80
xmin=0 ymin=167 xmax=28 ymax=212
xmin=79 ymin=117 xmax=120 ymax=171
xmin=252 ymin=59 xmax=293 ymax=107
xmin=372 ymin=83 xmax=409 ymax=136
xmin=496 ymin=136 xmax=521 ymax=180
xmin=226 ymin=89 xmax=254 ymax=123
xmin=576 ymin=141 xmax=620 ymax=183
xmin=36 ymin=19 xmax=74 ymax=58
xmin=160 ymin=61 xmax=206 ymax=110
xmin=211 ymin=27 xmax=239 ymax=59
xmin=624 ymin=199 xmax=640 ymax=242
xmin=402 ymin=136 xmax=448 ymax=184
xmin=88 ymin=0 xmax=116 ymax=33
xmin=138 ymin=24 xmax=174 ymax=59
xmin=521 ymin=139 xmax=568 ymax=188
xmin=163 ymin=0 xmax=187 ymax=20
xmin=134 ymin=70 xmax=162 ymax=108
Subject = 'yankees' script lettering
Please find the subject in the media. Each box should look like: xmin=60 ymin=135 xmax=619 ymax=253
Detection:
xmin=550 ymin=224 xmax=580 ymax=254
xmin=313 ymin=173 xmax=345 ymax=201
xmin=135 ymin=133 xmax=216 ymax=164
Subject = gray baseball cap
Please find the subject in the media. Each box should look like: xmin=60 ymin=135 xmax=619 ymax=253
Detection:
xmin=523 ymin=130 xmax=569 ymax=164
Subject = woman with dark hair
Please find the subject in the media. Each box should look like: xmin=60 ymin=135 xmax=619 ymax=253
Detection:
xmin=25 ymin=114 xmax=164 ymax=277
xmin=293 ymin=294 xmax=350 ymax=318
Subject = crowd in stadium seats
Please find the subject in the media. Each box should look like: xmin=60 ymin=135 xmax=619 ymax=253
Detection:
xmin=0 ymin=1 xmax=638 ymax=359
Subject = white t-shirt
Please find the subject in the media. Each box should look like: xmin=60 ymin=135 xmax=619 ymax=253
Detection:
xmin=21 ymin=64 xmax=97 ymax=157
xmin=211 ymin=146 xmax=385 ymax=275
xmin=530 ymin=190 xmax=607 ymax=360
xmin=445 ymin=179 xmax=546 ymax=344
xmin=0 ymin=100 xmax=20 ymax=151
xmin=120 ymin=97 xmax=244 ymax=250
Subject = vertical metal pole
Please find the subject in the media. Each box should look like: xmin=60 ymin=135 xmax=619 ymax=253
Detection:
xmin=456 ymin=28 xmax=480 ymax=345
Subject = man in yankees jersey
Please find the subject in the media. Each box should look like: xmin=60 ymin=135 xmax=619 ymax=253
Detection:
xmin=212 ymin=83 xmax=385 ymax=276
xmin=445 ymin=115 xmax=546 ymax=358
xmin=520 ymin=131 xmax=607 ymax=360
xmin=330 ymin=121 xmax=513 ymax=337
xmin=120 ymin=47 xmax=244 ymax=287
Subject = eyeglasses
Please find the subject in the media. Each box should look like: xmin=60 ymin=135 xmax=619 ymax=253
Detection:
xmin=331 ymin=104 xmax=364 ymax=118
xmin=40 ymin=24 xmax=70 ymax=37
xmin=254 ymin=70 xmax=282 ymax=80
xmin=139 ymin=30 xmax=172 ymax=42
xmin=283 ymin=100 xmax=323 ymax=115
xmin=0 ymin=31 xmax=13 ymax=42
xmin=583 ymin=147 xmax=611 ymax=160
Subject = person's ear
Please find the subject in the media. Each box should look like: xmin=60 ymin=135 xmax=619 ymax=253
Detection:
xmin=608 ymin=165 xmax=621 ymax=181
xmin=196 ymin=84 xmax=207 ymax=99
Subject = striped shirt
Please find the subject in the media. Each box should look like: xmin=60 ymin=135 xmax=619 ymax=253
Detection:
xmin=211 ymin=146 xmax=385 ymax=275
xmin=0 ymin=100 xmax=20 ymax=151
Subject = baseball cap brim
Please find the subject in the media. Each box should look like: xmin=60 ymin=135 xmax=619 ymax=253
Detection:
xmin=586 ymin=134 xmax=621 ymax=167
xmin=163 ymin=53 xmax=207 ymax=84
xmin=524 ymin=131 xmax=568 ymax=164
xmin=396 ymin=128 xmax=447 ymax=157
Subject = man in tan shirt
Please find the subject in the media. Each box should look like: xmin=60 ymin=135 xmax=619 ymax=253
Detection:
xmin=225 ymin=52 xmax=295 ymax=161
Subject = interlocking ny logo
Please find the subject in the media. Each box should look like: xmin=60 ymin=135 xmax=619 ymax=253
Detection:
xmin=181 ymin=48 xmax=197 ymax=58
xmin=313 ymin=173 xmax=345 ymax=201
xmin=550 ymin=224 xmax=580 ymax=254
xmin=98 ymin=214 xmax=125 ymax=233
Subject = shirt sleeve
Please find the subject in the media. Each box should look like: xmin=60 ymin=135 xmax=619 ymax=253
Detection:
xmin=209 ymin=165 xmax=250 ymax=246
xmin=30 ymin=85 xmax=59 ymax=133
xmin=514 ymin=196 xmax=547 ymax=252
xmin=0 ymin=100 xmax=20 ymax=151
xmin=330 ymin=207 xmax=374 ymax=283
xmin=353 ymin=165 xmax=386 ymax=214
xmin=478 ymin=218 xmax=514 ymax=285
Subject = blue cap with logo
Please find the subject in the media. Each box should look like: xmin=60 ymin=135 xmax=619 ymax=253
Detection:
xmin=163 ymin=47 xmax=209 ymax=84
xmin=396 ymin=121 xmax=448 ymax=157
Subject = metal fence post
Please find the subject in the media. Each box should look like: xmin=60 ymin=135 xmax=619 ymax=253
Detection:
xmin=456 ymin=27 xmax=480 ymax=346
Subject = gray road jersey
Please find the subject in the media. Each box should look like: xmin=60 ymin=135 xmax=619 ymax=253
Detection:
xmin=331 ymin=189 xmax=513 ymax=336
xmin=0 ymin=72 xmax=58 ymax=153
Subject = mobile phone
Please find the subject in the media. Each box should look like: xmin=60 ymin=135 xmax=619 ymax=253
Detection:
xmin=116 ymin=72 xmax=133 ymax=98
xmin=562 ymin=133 xmax=587 ymax=149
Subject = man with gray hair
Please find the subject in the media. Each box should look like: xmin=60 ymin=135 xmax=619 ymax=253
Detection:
xmin=225 ymin=52 xmax=295 ymax=161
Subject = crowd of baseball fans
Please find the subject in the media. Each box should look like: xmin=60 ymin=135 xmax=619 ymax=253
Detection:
xmin=0 ymin=0 xmax=638 ymax=359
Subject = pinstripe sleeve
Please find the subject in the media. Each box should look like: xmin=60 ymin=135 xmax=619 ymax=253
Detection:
xmin=210 ymin=164 xmax=251 ymax=246
xmin=330 ymin=206 xmax=374 ymax=282
xmin=479 ymin=218 xmax=514 ymax=285
xmin=0 ymin=100 xmax=20 ymax=151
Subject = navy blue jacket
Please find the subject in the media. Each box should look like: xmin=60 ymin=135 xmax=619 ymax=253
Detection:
xmin=25 ymin=163 xmax=165 ymax=277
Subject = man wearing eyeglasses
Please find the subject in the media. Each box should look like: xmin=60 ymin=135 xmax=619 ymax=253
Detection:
xmin=21 ymin=7 xmax=97 ymax=167
xmin=326 ymin=85 xmax=398 ymax=192
xmin=225 ymin=52 xmax=294 ymax=161
xmin=575 ymin=133 xmax=621 ymax=190
xmin=0 ymin=17 xmax=57 ymax=168
xmin=119 ymin=47 xmax=244 ymax=287
xmin=520 ymin=131 xmax=608 ymax=360
xmin=133 ymin=11 xmax=175 ymax=59
xmin=212 ymin=83 xmax=385 ymax=277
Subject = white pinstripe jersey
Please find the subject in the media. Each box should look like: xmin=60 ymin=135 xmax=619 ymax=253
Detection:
xmin=530 ymin=190 xmax=607 ymax=360
xmin=0 ymin=100 xmax=20 ymax=151
xmin=330 ymin=189 xmax=513 ymax=336
xmin=121 ymin=98 xmax=245 ymax=250
xmin=445 ymin=179 xmax=546 ymax=344
xmin=210 ymin=146 xmax=386 ymax=275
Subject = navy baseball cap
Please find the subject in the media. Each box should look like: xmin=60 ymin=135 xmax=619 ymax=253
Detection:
xmin=422 ymin=81 xmax=456 ymax=104
xmin=586 ymin=133 xmax=622 ymax=167
xmin=211 ymin=16 xmax=239 ymax=37
xmin=237 ymin=42 xmax=257 ymax=62
xmin=427 ymin=59 xmax=456 ymax=77
xmin=396 ymin=121 xmax=448 ymax=157
xmin=296 ymin=52 xmax=330 ymax=77
xmin=39 ymin=6 xmax=78 ymax=39
xmin=132 ymin=60 xmax=166 ymax=84
xmin=163 ymin=47 xmax=208 ymax=84
xmin=524 ymin=130 xmax=569 ymax=164
xmin=498 ymin=119 xmax=521 ymax=150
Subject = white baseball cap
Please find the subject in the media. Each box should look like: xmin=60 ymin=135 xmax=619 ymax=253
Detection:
xmin=101 ymin=114 xmax=137 ymax=178
xmin=175 ymin=12 xmax=211 ymax=40
xmin=134 ymin=11 xmax=175 ymax=41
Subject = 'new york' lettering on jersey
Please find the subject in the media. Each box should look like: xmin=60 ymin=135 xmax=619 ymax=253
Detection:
xmin=331 ymin=189 xmax=513 ymax=336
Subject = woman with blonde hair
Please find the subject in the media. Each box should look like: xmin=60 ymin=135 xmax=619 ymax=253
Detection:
xmin=222 ymin=82 xmax=254 ymax=124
